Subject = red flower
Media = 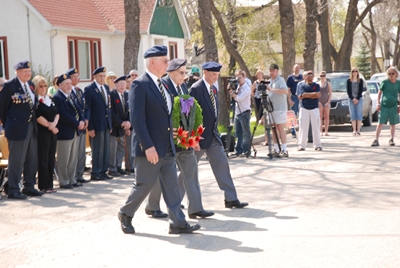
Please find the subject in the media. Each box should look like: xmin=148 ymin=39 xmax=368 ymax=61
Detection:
xmin=313 ymin=86 xmax=316 ymax=90
xmin=195 ymin=136 xmax=201 ymax=142
xmin=191 ymin=130 xmax=195 ymax=136
xmin=196 ymin=125 xmax=204 ymax=135
xmin=188 ymin=137 xmax=195 ymax=147
xmin=39 ymin=98 xmax=44 ymax=103
xmin=177 ymin=127 xmax=184 ymax=136
xmin=181 ymin=137 xmax=187 ymax=146
xmin=213 ymin=89 xmax=217 ymax=95
xmin=116 ymin=99 xmax=120 ymax=103
xmin=30 ymin=85 xmax=34 ymax=91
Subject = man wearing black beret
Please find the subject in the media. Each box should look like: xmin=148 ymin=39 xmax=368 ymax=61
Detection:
xmin=0 ymin=60 xmax=43 ymax=199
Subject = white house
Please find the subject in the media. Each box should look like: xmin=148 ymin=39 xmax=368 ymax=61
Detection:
xmin=0 ymin=0 xmax=191 ymax=86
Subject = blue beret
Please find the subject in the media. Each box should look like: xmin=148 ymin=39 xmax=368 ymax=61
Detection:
xmin=144 ymin=45 xmax=168 ymax=58
xmin=56 ymin=74 xmax=71 ymax=86
xmin=14 ymin=60 xmax=31 ymax=70
xmin=114 ymin=75 xmax=127 ymax=83
xmin=93 ymin=66 xmax=107 ymax=75
xmin=202 ymin=62 xmax=222 ymax=72
xmin=166 ymin=58 xmax=187 ymax=72
xmin=66 ymin=67 xmax=79 ymax=76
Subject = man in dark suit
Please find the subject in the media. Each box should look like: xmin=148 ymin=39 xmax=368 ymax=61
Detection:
xmin=109 ymin=75 xmax=131 ymax=176
xmin=146 ymin=58 xmax=214 ymax=219
xmin=53 ymin=74 xmax=85 ymax=188
xmin=0 ymin=60 xmax=43 ymax=199
xmin=118 ymin=46 xmax=200 ymax=234
xmin=67 ymin=67 xmax=89 ymax=183
xmin=84 ymin=67 xmax=113 ymax=181
xmin=190 ymin=62 xmax=248 ymax=209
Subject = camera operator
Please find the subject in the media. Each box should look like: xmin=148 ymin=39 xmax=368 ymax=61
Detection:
xmin=229 ymin=71 xmax=252 ymax=157
xmin=266 ymin=64 xmax=289 ymax=157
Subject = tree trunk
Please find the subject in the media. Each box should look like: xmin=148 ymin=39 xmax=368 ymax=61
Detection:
xmin=278 ymin=0 xmax=295 ymax=78
xmin=303 ymin=0 xmax=318 ymax=71
xmin=317 ymin=0 xmax=332 ymax=72
xmin=124 ymin=0 xmax=140 ymax=73
xmin=198 ymin=0 xmax=229 ymax=127
xmin=367 ymin=11 xmax=380 ymax=74
xmin=227 ymin=0 xmax=237 ymax=75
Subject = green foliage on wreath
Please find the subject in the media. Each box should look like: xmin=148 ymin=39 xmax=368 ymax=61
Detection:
xmin=171 ymin=94 xmax=203 ymax=133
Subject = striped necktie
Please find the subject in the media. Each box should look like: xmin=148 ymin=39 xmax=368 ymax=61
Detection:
xmin=75 ymin=87 xmax=83 ymax=105
xmin=157 ymin=79 xmax=167 ymax=106
xmin=209 ymin=85 xmax=216 ymax=117
xmin=68 ymin=96 xmax=80 ymax=120
xmin=121 ymin=93 xmax=125 ymax=114
xmin=23 ymin=84 xmax=34 ymax=110
xmin=100 ymin=86 xmax=107 ymax=104
xmin=177 ymin=85 xmax=183 ymax=95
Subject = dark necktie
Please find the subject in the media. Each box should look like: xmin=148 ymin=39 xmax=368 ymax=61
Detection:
xmin=23 ymin=84 xmax=34 ymax=110
xmin=157 ymin=79 xmax=167 ymax=106
xmin=209 ymin=85 xmax=216 ymax=117
xmin=121 ymin=93 xmax=125 ymax=114
xmin=100 ymin=86 xmax=107 ymax=104
xmin=75 ymin=87 xmax=83 ymax=105
xmin=177 ymin=85 xmax=183 ymax=95
xmin=68 ymin=96 xmax=79 ymax=120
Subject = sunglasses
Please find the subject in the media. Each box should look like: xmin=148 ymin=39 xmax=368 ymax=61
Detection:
xmin=352 ymin=70 xmax=358 ymax=73
xmin=389 ymin=73 xmax=396 ymax=75
xmin=320 ymin=75 xmax=326 ymax=77
xmin=307 ymin=73 xmax=314 ymax=76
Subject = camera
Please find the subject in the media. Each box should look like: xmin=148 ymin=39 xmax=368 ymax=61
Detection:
xmin=228 ymin=78 xmax=239 ymax=92
xmin=257 ymin=80 xmax=270 ymax=92
xmin=186 ymin=73 xmax=200 ymax=88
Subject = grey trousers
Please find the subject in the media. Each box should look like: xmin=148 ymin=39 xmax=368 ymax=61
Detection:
xmin=125 ymin=132 xmax=134 ymax=170
xmin=194 ymin=137 xmax=238 ymax=201
xmin=7 ymin=121 xmax=38 ymax=195
xmin=75 ymin=133 xmax=86 ymax=180
xmin=120 ymin=155 xmax=186 ymax=227
xmin=90 ymin=129 xmax=110 ymax=176
xmin=146 ymin=149 xmax=204 ymax=214
xmin=109 ymin=136 xmax=125 ymax=172
xmin=56 ymin=133 xmax=80 ymax=186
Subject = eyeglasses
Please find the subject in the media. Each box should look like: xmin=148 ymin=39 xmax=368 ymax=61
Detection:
xmin=131 ymin=74 xmax=138 ymax=77
xmin=320 ymin=75 xmax=326 ymax=77
xmin=177 ymin=71 xmax=185 ymax=75
xmin=307 ymin=73 xmax=314 ymax=76
xmin=389 ymin=73 xmax=396 ymax=75
xmin=352 ymin=70 xmax=358 ymax=73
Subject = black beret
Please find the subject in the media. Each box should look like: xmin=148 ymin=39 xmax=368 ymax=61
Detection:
xmin=166 ymin=58 xmax=187 ymax=72
xmin=14 ymin=60 xmax=31 ymax=70
xmin=66 ymin=67 xmax=78 ymax=76
xmin=144 ymin=45 xmax=168 ymax=58
xmin=114 ymin=75 xmax=127 ymax=83
xmin=202 ymin=62 xmax=222 ymax=72
xmin=93 ymin=66 xmax=107 ymax=75
xmin=56 ymin=74 xmax=71 ymax=86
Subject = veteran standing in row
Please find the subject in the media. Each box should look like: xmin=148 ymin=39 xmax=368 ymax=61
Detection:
xmin=118 ymin=46 xmax=200 ymax=234
xmin=0 ymin=61 xmax=43 ymax=199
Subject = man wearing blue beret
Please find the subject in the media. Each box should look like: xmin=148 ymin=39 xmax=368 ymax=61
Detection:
xmin=190 ymin=61 xmax=248 ymax=208
xmin=118 ymin=46 xmax=200 ymax=234
xmin=145 ymin=58 xmax=214 ymax=219
xmin=84 ymin=67 xmax=113 ymax=181
xmin=0 ymin=60 xmax=43 ymax=199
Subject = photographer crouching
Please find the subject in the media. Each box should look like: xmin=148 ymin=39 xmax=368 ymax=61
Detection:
xmin=267 ymin=64 xmax=289 ymax=157
xmin=228 ymin=71 xmax=252 ymax=157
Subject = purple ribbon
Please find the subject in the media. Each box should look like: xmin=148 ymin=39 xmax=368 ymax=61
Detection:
xmin=180 ymin=97 xmax=194 ymax=116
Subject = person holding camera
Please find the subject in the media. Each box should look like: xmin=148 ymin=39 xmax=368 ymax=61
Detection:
xmin=267 ymin=64 xmax=289 ymax=157
xmin=229 ymin=71 xmax=252 ymax=157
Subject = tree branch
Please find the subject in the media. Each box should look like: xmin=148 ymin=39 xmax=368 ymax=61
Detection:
xmin=233 ymin=0 xmax=278 ymax=22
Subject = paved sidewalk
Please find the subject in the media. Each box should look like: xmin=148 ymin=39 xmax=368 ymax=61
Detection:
xmin=1 ymin=123 xmax=400 ymax=268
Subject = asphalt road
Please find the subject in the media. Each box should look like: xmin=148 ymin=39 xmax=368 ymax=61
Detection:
xmin=1 ymin=122 xmax=400 ymax=268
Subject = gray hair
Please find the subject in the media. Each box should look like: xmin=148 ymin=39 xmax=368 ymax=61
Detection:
xmin=386 ymin=66 xmax=400 ymax=78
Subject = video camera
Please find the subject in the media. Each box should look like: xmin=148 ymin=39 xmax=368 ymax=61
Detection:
xmin=257 ymin=80 xmax=270 ymax=92
xmin=228 ymin=78 xmax=239 ymax=92
xmin=186 ymin=72 xmax=200 ymax=89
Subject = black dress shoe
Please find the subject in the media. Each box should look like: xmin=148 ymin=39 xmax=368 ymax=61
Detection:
xmin=117 ymin=168 xmax=127 ymax=175
xmin=118 ymin=212 xmax=135 ymax=234
xmin=169 ymin=223 xmax=201 ymax=234
xmin=102 ymin=174 xmax=113 ymax=180
xmin=60 ymin=184 xmax=74 ymax=189
xmin=84 ymin=167 xmax=91 ymax=172
xmin=225 ymin=200 xmax=249 ymax=208
xmin=91 ymin=175 xmax=105 ymax=181
xmin=77 ymin=177 xmax=90 ymax=183
xmin=145 ymin=209 xmax=168 ymax=218
xmin=189 ymin=210 xmax=214 ymax=219
xmin=129 ymin=169 xmax=135 ymax=173
xmin=22 ymin=188 xmax=44 ymax=196
xmin=108 ymin=171 xmax=121 ymax=177
xmin=8 ymin=192 xmax=27 ymax=200
xmin=72 ymin=182 xmax=83 ymax=187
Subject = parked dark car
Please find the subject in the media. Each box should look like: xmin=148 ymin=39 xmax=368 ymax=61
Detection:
xmin=318 ymin=72 xmax=373 ymax=126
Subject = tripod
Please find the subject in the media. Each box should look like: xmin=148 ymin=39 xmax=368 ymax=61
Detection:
xmin=249 ymin=91 xmax=281 ymax=159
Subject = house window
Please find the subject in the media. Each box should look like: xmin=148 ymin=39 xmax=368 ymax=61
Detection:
xmin=0 ymin=37 xmax=9 ymax=79
xmin=169 ymin=42 xmax=177 ymax=60
xmin=68 ymin=37 xmax=102 ymax=80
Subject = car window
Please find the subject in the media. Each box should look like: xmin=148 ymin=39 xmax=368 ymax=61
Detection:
xmin=326 ymin=76 xmax=348 ymax=92
xmin=367 ymin=83 xmax=378 ymax=94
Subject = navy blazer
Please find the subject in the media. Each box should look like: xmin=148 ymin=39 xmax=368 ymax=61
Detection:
xmin=189 ymin=78 xmax=222 ymax=149
xmin=110 ymin=89 xmax=131 ymax=137
xmin=84 ymin=82 xmax=112 ymax=131
xmin=0 ymin=77 xmax=38 ymax=140
xmin=53 ymin=90 xmax=84 ymax=140
xmin=129 ymin=72 xmax=175 ymax=158
xmin=161 ymin=76 xmax=189 ymax=97
xmin=71 ymin=86 xmax=87 ymax=133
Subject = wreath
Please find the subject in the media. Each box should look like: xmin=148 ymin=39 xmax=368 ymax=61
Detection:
xmin=171 ymin=94 xmax=204 ymax=149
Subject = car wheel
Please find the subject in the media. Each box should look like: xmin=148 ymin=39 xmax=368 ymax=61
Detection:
xmin=363 ymin=109 xmax=372 ymax=126
xmin=372 ymin=111 xmax=378 ymax=122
